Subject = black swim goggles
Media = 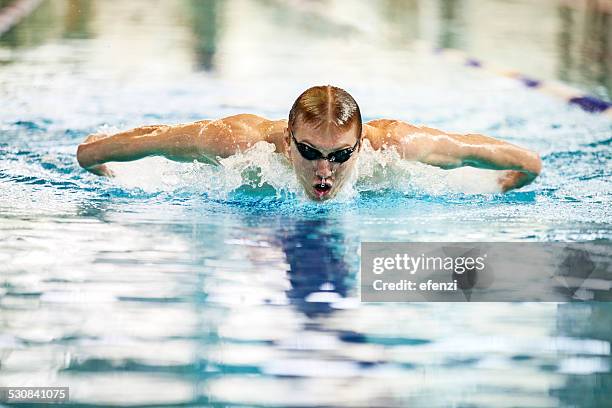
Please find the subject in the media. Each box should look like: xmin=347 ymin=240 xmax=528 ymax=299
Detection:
xmin=290 ymin=129 xmax=360 ymax=163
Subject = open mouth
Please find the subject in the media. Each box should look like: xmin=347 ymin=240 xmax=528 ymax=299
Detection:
xmin=313 ymin=182 xmax=332 ymax=198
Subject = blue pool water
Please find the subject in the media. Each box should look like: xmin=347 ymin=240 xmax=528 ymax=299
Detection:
xmin=1 ymin=1 xmax=612 ymax=407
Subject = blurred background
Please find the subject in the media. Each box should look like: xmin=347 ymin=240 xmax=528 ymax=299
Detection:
xmin=1 ymin=0 xmax=610 ymax=101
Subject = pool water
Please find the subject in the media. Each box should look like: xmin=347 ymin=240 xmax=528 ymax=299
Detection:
xmin=1 ymin=1 xmax=611 ymax=406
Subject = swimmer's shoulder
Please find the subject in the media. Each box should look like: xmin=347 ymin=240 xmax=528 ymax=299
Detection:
xmin=363 ymin=119 xmax=429 ymax=150
xmin=193 ymin=114 xmax=284 ymax=140
xmin=260 ymin=118 xmax=288 ymax=156
xmin=190 ymin=114 xmax=287 ymax=156
xmin=363 ymin=119 xmax=409 ymax=150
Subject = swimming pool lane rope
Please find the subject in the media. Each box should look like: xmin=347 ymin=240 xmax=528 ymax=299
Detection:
xmin=0 ymin=0 xmax=42 ymax=37
xmin=425 ymin=42 xmax=612 ymax=118
xmin=1 ymin=0 xmax=610 ymax=119
xmin=277 ymin=0 xmax=612 ymax=118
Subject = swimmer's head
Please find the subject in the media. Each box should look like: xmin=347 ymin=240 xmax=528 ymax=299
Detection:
xmin=284 ymin=85 xmax=362 ymax=201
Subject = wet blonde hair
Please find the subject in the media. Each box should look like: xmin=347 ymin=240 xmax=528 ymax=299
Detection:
xmin=288 ymin=85 xmax=362 ymax=138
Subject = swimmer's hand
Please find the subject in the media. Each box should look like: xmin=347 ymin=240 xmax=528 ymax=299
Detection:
xmin=85 ymin=164 xmax=115 ymax=177
xmin=77 ymin=133 xmax=115 ymax=177
xmin=497 ymin=170 xmax=533 ymax=192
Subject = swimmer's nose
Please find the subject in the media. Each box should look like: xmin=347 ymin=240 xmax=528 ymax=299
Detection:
xmin=314 ymin=159 xmax=333 ymax=178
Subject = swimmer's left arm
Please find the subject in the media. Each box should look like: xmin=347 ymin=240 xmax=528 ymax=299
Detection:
xmin=364 ymin=120 xmax=542 ymax=192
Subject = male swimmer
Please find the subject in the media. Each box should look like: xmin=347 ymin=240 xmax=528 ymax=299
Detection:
xmin=77 ymin=85 xmax=542 ymax=200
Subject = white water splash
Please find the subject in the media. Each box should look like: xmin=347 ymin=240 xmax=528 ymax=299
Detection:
xmin=355 ymin=139 xmax=503 ymax=195
xmin=107 ymin=139 xmax=503 ymax=199
xmin=108 ymin=142 xmax=302 ymax=199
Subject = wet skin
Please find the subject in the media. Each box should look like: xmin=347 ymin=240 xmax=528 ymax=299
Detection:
xmin=76 ymin=113 xmax=542 ymax=197
xmin=281 ymin=121 xmax=361 ymax=201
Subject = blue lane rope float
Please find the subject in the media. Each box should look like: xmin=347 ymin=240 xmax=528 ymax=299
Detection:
xmin=0 ymin=0 xmax=43 ymax=37
xmin=431 ymin=45 xmax=612 ymax=118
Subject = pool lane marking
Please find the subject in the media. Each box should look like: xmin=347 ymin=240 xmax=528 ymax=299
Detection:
xmin=430 ymin=45 xmax=612 ymax=118
xmin=276 ymin=0 xmax=611 ymax=117
xmin=0 ymin=0 xmax=43 ymax=37
xmin=276 ymin=0 xmax=612 ymax=118
xmin=3 ymin=0 xmax=608 ymax=118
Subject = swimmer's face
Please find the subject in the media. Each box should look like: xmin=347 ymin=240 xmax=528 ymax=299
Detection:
xmin=284 ymin=120 xmax=361 ymax=201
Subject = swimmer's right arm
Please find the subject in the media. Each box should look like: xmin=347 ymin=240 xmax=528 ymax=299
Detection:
xmin=76 ymin=114 xmax=285 ymax=176
xmin=77 ymin=121 xmax=212 ymax=176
